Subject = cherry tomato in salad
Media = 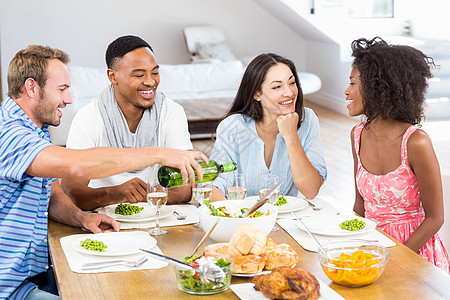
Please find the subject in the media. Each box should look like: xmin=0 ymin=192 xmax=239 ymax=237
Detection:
xmin=190 ymin=261 xmax=200 ymax=268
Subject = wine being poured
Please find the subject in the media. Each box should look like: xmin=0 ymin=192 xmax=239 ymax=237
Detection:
xmin=158 ymin=160 xmax=237 ymax=187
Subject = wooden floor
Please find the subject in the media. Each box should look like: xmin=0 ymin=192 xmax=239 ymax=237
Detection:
xmin=192 ymin=100 xmax=450 ymax=213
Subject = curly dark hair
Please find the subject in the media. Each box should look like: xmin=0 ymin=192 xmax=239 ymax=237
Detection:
xmin=226 ymin=53 xmax=304 ymax=127
xmin=351 ymin=37 xmax=435 ymax=124
xmin=105 ymin=35 xmax=153 ymax=69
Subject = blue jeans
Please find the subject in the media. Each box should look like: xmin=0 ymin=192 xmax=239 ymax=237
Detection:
xmin=25 ymin=265 xmax=59 ymax=300
xmin=25 ymin=288 xmax=60 ymax=300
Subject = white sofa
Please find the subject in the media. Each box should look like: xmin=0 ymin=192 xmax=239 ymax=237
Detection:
xmin=49 ymin=61 xmax=321 ymax=145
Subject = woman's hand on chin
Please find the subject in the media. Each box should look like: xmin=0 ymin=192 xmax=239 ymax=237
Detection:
xmin=277 ymin=112 xmax=298 ymax=141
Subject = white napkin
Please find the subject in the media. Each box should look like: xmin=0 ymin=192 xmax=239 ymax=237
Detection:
xmin=60 ymin=232 xmax=169 ymax=273
xmin=98 ymin=204 xmax=199 ymax=230
xmin=277 ymin=218 xmax=396 ymax=252
xmin=231 ymin=279 xmax=345 ymax=300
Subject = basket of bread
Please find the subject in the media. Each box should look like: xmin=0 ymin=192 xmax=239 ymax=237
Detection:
xmin=203 ymin=223 xmax=298 ymax=275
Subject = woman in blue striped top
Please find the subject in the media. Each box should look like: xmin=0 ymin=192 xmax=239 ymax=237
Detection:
xmin=209 ymin=53 xmax=327 ymax=201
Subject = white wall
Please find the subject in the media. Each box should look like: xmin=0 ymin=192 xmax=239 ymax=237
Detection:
xmin=257 ymin=0 xmax=450 ymax=115
xmin=396 ymin=0 xmax=450 ymax=40
xmin=0 ymin=0 xmax=308 ymax=99
xmin=2 ymin=0 xmax=448 ymax=111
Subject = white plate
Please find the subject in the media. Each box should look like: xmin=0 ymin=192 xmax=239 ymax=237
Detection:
xmin=231 ymin=278 xmax=345 ymax=300
xmin=102 ymin=203 xmax=173 ymax=222
xmin=233 ymin=270 xmax=271 ymax=277
xmin=245 ymin=196 xmax=308 ymax=214
xmin=72 ymin=231 xmax=157 ymax=257
xmin=233 ymin=263 xmax=296 ymax=277
xmin=297 ymin=214 xmax=377 ymax=237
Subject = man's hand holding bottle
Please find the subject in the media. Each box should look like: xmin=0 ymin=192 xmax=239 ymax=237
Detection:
xmin=158 ymin=149 xmax=209 ymax=186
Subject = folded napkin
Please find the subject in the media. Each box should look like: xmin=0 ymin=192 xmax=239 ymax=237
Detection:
xmin=60 ymin=231 xmax=168 ymax=273
xmin=277 ymin=218 xmax=396 ymax=252
xmin=231 ymin=279 xmax=345 ymax=300
xmin=97 ymin=204 xmax=199 ymax=230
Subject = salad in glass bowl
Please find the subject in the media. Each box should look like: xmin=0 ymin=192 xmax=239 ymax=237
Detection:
xmin=174 ymin=254 xmax=233 ymax=295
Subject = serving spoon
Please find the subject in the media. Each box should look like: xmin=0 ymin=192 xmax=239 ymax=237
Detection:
xmin=189 ymin=218 xmax=220 ymax=258
xmin=139 ymin=249 xmax=226 ymax=285
xmin=290 ymin=211 xmax=328 ymax=257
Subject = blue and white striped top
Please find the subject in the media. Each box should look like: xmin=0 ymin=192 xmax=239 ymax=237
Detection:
xmin=210 ymin=108 xmax=327 ymax=197
xmin=0 ymin=97 xmax=53 ymax=299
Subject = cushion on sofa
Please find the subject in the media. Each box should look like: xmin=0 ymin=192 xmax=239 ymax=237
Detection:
xmin=158 ymin=60 xmax=244 ymax=95
xmin=196 ymin=42 xmax=237 ymax=61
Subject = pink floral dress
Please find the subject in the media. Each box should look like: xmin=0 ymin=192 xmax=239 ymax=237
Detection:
xmin=355 ymin=122 xmax=449 ymax=272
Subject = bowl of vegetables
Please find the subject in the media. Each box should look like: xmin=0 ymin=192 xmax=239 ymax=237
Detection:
xmin=174 ymin=254 xmax=233 ymax=295
xmin=198 ymin=199 xmax=278 ymax=242
xmin=318 ymin=241 xmax=389 ymax=287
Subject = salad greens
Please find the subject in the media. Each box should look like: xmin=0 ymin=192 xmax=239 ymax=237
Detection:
xmin=240 ymin=208 xmax=265 ymax=218
xmin=177 ymin=255 xmax=232 ymax=293
xmin=203 ymin=200 xmax=268 ymax=218
xmin=184 ymin=254 xmax=199 ymax=264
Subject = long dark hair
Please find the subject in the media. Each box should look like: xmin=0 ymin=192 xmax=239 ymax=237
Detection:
xmin=226 ymin=53 xmax=304 ymax=127
xmin=351 ymin=37 xmax=434 ymax=124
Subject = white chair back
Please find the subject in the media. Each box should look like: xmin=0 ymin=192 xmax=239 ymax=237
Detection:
xmin=183 ymin=26 xmax=227 ymax=55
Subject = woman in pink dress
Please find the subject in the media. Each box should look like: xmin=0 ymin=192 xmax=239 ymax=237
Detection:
xmin=345 ymin=37 xmax=449 ymax=271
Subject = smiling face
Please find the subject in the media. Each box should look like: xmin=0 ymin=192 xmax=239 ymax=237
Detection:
xmin=344 ymin=67 xmax=364 ymax=117
xmin=254 ymin=63 xmax=298 ymax=122
xmin=32 ymin=59 xmax=72 ymax=127
xmin=108 ymin=47 xmax=160 ymax=111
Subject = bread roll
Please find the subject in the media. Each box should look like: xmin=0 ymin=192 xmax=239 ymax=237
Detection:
xmin=204 ymin=243 xmax=229 ymax=258
xmin=264 ymin=238 xmax=277 ymax=252
xmin=233 ymin=255 xmax=265 ymax=274
xmin=263 ymin=244 xmax=298 ymax=270
xmin=229 ymin=223 xmax=267 ymax=256
xmin=228 ymin=242 xmax=243 ymax=258
xmin=229 ymin=231 xmax=255 ymax=256
xmin=249 ymin=230 xmax=267 ymax=256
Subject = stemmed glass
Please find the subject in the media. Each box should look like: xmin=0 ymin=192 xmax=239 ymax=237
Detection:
xmin=192 ymin=182 xmax=213 ymax=228
xmin=259 ymin=174 xmax=280 ymax=231
xmin=259 ymin=174 xmax=280 ymax=204
xmin=226 ymin=173 xmax=247 ymax=200
xmin=147 ymin=178 xmax=168 ymax=236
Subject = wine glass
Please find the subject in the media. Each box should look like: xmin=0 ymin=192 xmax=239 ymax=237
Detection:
xmin=226 ymin=173 xmax=247 ymax=200
xmin=259 ymin=174 xmax=280 ymax=205
xmin=147 ymin=178 xmax=168 ymax=235
xmin=192 ymin=182 xmax=213 ymax=228
xmin=259 ymin=174 xmax=280 ymax=231
xmin=192 ymin=182 xmax=213 ymax=205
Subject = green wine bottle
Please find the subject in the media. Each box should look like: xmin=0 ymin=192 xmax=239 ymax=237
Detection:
xmin=158 ymin=160 xmax=237 ymax=187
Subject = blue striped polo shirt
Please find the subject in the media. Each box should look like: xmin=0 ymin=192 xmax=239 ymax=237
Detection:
xmin=0 ymin=97 xmax=54 ymax=299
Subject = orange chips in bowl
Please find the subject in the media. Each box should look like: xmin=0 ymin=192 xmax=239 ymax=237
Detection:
xmin=318 ymin=242 xmax=388 ymax=287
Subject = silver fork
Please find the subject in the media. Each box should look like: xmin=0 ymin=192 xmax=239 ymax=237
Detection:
xmin=81 ymin=256 xmax=148 ymax=270
xmin=348 ymin=239 xmax=379 ymax=243
xmin=173 ymin=211 xmax=187 ymax=220
xmin=304 ymin=199 xmax=323 ymax=211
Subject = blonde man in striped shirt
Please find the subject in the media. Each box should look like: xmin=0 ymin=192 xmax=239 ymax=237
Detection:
xmin=0 ymin=45 xmax=206 ymax=300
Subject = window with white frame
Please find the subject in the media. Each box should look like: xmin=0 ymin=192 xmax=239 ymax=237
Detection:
xmin=314 ymin=0 xmax=394 ymax=18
